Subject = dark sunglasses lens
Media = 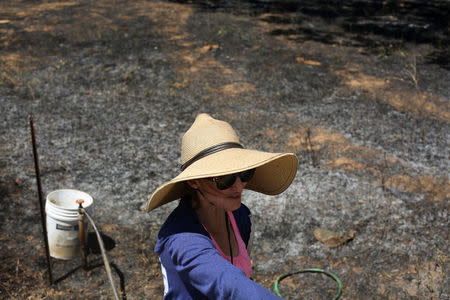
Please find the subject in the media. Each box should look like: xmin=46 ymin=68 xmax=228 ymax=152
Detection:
xmin=239 ymin=168 xmax=255 ymax=182
xmin=216 ymin=174 xmax=238 ymax=190
xmin=215 ymin=168 xmax=256 ymax=190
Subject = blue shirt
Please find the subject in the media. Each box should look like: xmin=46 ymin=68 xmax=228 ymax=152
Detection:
xmin=155 ymin=199 xmax=283 ymax=299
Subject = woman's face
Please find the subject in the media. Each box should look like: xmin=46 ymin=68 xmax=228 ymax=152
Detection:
xmin=188 ymin=177 xmax=247 ymax=211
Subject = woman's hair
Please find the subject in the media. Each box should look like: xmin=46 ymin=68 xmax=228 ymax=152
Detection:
xmin=182 ymin=182 xmax=200 ymax=209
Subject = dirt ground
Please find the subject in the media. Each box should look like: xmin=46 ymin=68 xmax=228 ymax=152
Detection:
xmin=0 ymin=0 xmax=448 ymax=299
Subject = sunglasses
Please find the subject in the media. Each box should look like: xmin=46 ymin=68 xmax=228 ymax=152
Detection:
xmin=210 ymin=168 xmax=256 ymax=190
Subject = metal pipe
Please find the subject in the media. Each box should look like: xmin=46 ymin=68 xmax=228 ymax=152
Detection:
xmin=76 ymin=199 xmax=88 ymax=270
xmin=29 ymin=115 xmax=53 ymax=285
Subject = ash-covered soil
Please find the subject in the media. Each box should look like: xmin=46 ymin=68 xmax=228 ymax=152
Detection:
xmin=0 ymin=0 xmax=448 ymax=299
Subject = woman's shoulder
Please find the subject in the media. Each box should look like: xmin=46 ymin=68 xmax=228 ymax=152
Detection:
xmin=155 ymin=199 xmax=213 ymax=254
xmin=237 ymin=203 xmax=251 ymax=215
xmin=157 ymin=199 xmax=208 ymax=239
xmin=232 ymin=203 xmax=251 ymax=222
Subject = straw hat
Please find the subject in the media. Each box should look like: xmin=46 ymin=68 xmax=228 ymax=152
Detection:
xmin=146 ymin=113 xmax=298 ymax=211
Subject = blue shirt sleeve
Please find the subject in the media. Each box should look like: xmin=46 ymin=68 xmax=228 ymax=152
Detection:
xmin=162 ymin=232 xmax=283 ymax=299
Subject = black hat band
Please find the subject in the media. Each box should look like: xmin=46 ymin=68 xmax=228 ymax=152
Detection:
xmin=180 ymin=142 xmax=243 ymax=171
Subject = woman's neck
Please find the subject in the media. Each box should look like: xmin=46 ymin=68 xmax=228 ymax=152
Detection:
xmin=193 ymin=192 xmax=227 ymax=234
xmin=192 ymin=193 xmax=238 ymax=258
xmin=195 ymin=201 xmax=227 ymax=234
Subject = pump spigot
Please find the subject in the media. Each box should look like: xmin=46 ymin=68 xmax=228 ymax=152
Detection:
xmin=76 ymin=199 xmax=84 ymax=209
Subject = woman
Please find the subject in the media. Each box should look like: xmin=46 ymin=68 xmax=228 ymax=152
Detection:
xmin=147 ymin=113 xmax=298 ymax=299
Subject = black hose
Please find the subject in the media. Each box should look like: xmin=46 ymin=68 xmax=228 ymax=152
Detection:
xmin=84 ymin=211 xmax=120 ymax=300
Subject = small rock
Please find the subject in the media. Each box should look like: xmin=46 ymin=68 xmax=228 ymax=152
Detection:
xmin=314 ymin=227 xmax=356 ymax=248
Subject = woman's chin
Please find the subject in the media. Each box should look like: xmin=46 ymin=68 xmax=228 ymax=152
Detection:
xmin=226 ymin=198 xmax=242 ymax=211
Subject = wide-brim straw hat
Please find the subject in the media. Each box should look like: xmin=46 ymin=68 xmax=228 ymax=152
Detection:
xmin=146 ymin=113 xmax=298 ymax=211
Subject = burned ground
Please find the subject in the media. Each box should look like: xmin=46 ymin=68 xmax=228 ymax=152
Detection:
xmin=0 ymin=0 xmax=448 ymax=299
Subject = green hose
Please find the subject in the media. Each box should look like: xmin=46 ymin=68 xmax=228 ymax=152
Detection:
xmin=274 ymin=268 xmax=342 ymax=299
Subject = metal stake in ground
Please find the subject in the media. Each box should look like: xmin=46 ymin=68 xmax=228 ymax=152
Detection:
xmin=76 ymin=199 xmax=88 ymax=270
xmin=29 ymin=115 xmax=53 ymax=285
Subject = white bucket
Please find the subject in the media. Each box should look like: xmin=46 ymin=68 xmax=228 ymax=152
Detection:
xmin=45 ymin=189 xmax=93 ymax=260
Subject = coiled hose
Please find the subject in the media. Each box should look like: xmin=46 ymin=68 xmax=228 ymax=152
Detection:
xmin=274 ymin=268 xmax=342 ymax=299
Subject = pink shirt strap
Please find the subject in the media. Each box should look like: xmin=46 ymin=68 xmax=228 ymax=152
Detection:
xmin=203 ymin=212 xmax=252 ymax=278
